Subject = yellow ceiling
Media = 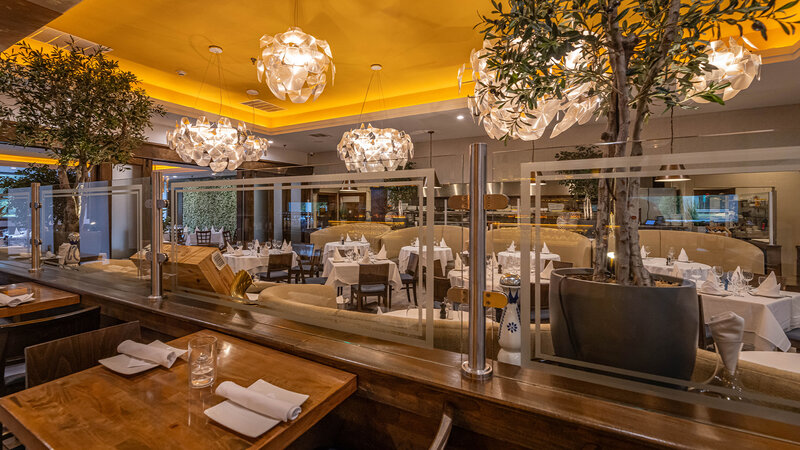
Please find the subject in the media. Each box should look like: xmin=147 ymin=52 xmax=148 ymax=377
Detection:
xmin=17 ymin=0 xmax=800 ymax=133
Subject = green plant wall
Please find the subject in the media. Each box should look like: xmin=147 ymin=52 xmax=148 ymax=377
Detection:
xmin=182 ymin=187 xmax=236 ymax=233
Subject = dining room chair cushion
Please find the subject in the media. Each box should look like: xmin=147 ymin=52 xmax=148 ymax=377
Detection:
xmin=400 ymin=273 xmax=414 ymax=283
xmin=304 ymin=277 xmax=328 ymax=285
xmin=786 ymin=327 xmax=800 ymax=346
xmin=357 ymin=284 xmax=388 ymax=294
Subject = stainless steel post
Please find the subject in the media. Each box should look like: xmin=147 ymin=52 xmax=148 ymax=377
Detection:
xmin=148 ymin=171 xmax=165 ymax=301
xmin=28 ymin=183 xmax=41 ymax=273
xmin=462 ymin=143 xmax=492 ymax=380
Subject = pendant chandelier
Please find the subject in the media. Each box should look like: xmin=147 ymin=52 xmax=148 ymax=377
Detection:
xmin=167 ymin=46 xmax=269 ymax=172
xmin=337 ymin=65 xmax=414 ymax=173
xmin=690 ymin=38 xmax=761 ymax=104
xmin=256 ymin=1 xmax=334 ymax=103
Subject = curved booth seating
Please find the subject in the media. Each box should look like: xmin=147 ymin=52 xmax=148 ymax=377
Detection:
xmin=377 ymin=225 xmax=469 ymax=260
xmin=613 ymin=230 xmax=765 ymax=273
xmin=309 ymin=223 xmax=391 ymax=252
xmin=253 ymin=283 xmax=800 ymax=401
xmin=486 ymin=227 xmax=592 ymax=268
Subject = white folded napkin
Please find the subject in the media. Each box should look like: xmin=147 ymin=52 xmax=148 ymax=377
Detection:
xmin=0 ymin=292 xmax=34 ymax=307
xmin=453 ymin=253 xmax=463 ymax=270
xmin=254 ymin=239 xmax=260 ymax=249
xmin=360 ymin=251 xmax=371 ymax=264
xmin=412 ymin=238 xmax=419 ymax=247
xmin=700 ymin=280 xmax=726 ymax=295
xmin=281 ymin=240 xmax=288 ymax=250
xmin=345 ymin=234 xmax=352 ymax=242
xmin=285 ymin=243 xmax=292 ymax=253
xmin=678 ymin=248 xmax=689 ymax=262
xmin=219 ymin=226 xmax=224 ymax=232
xmin=439 ymin=238 xmax=447 ymax=248
xmin=508 ymin=241 xmax=516 ymax=252
xmin=541 ymin=242 xmax=550 ymax=254
xmin=336 ymin=295 xmax=346 ymax=305
xmin=195 ymin=227 xmax=200 ymax=232
xmin=216 ymin=381 xmax=302 ymax=422
xmin=226 ymin=243 xmax=235 ymax=253
xmin=12 ymin=228 xmax=17 ymax=235
xmin=211 ymin=226 xmax=217 ymax=233
xmin=233 ymin=248 xmax=244 ymax=257
xmin=332 ymin=249 xmax=344 ymax=262
xmin=754 ymin=272 xmax=781 ymax=297
xmin=540 ymin=260 xmax=554 ymax=279
xmin=57 ymin=243 xmax=71 ymax=258
xmin=376 ymin=245 xmax=387 ymax=259
xmin=117 ymin=340 xmax=180 ymax=368
xmin=360 ymin=234 xmax=367 ymax=243
xmin=708 ymin=312 xmax=745 ymax=375
xmin=729 ymin=266 xmax=743 ymax=286
xmin=640 ymin=245 xmax=647 ymax=259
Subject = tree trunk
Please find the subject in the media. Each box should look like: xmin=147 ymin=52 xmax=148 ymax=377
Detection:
xmin=58 ymin=165 xmax=79 ymax=234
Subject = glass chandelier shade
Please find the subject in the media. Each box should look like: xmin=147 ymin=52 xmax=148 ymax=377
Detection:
xmin=337 ymin=123 xmax=414 ymax=173
xmin=256 ymin=27 xmax=334 ymax=103
xmin=691 ymin=38 xmax=761 ymax=104
xmin=167 ymin=116 xmax=269 ymax=173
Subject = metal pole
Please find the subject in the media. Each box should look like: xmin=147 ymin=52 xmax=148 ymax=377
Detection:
xmin=29 ymin=183 xmax=41 ymax=273
xmin=149 ymin=171 xmax=165 ymax=301
xmin=462 ymin=143 xmax=492 ymax=380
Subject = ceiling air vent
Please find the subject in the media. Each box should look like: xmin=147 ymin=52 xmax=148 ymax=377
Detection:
xmin=28 ymin=27 xmax=111 ymax=53
xmin=241 ymin=99 xmax=284 ymax=112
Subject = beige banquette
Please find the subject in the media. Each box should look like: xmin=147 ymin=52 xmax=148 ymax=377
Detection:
xmin=256 ymin=283 xmax=800 ymax=402
xmin=619 ymin=230 xmax=765 ymax=273
xmin=377 ymin=225 xmax=469 ymax=260
xmin=309 ymin=223 xmax=391 ymax=252
xmin=486 ymin=227 xmax=593 ymax=268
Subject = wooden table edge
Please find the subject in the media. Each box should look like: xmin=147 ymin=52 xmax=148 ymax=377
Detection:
xmin=0 ymin=397 xmax=49 ymax=450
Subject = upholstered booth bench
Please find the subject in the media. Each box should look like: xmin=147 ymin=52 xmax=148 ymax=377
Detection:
xmin=377 ymin=225 xmax=469 ymax=260
xmin=635 ymin=229 xmax=766 ymax=273
xmin=309 ymin=223 xmax=391 ymax=252
xmin=486 ymin=226 xmax=593 ymax=268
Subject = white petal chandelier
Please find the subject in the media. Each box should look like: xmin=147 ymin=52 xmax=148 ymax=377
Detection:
xmin=257 ymin=27 xmax=334 ymax=103
xmin=337 ymin=64 xmax=413 ymax=173
xmin=166 ymin=45 xmax=269 ymax=173
xmin=167 ymin=117 xmax=268 ymax=173
xmin=691 ymin=38 xmax=761 ymax=104
xmin=458 ymin=40 xmax=601 ymax=141
xmin=337 ymin=123 xmax=414 ymax=173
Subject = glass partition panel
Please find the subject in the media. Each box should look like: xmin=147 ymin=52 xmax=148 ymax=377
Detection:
xmin=38 ymin=175 xmax=150 ymax=293
xmin=510 ymin=138 xmax=800 ymax=425
xmin=165 ymin=169 xmax=462 ymax=350
xmin=0 ymin=187 xmax=32 ymax=264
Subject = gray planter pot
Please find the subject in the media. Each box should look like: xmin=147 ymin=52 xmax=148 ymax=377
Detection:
xmin=549 ymin=268 xmax=698 ymax=380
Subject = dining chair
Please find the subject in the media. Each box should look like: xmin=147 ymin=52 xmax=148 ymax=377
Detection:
xmin=258 ymin=252 xmax=294 ymax=283
xmin=353 ymin=263 xmax=390 ymax=311
xmin=401 ymin=252 xmax=419 ymax=306
xmin=529 ymin=282 xmax=551 ymax=322
xmin=25 ymin=321 xmax=141 ymax=388
xmin=696 ymin=294 xmax=714 ymax=351
xmin=0 ymin=306 xmax=101 ymax=395
xmin=292 ymin=243 xmax=314 ymax=283
xmin=172 ymin=225 xmax=186 ymax=245
xmin=298 ymin=247 xmax=323 ymax=283
xmin=460 ymin=251 xmax=470 ymax=267
xmin=222 ymin=230 xmax=232 ymax=247
xmin=433 ymin=276 xmax=451 ymax=305
xmin=196 ymin=230 xmax=212 ymax=246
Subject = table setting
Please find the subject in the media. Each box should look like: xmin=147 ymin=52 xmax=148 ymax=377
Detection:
xmin=323 ymin=235 xmax=371 ymax=264
xmin=99 ymin=339 xmax=186 ymax=375
xmin=496 ymin=241 xmax=560 ymax=272
xmin=223 ymin=240 xmax=298 ymax=274
xmin=397 ymin=237 xmax=453 ymax=274
xmin=641 ymin=246 xmax=711 ymax=280
xmin=0 ymin=285 xmax=35 ymax=308
xmin=322 ymin=245 xmax=401 ymax=291
xmin=699 ymin=269 xmax=800 ymax=351
xmin=448 ymin=254 xmax=555 ymax=292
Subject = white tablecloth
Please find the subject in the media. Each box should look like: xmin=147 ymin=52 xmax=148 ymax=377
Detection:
xmin=322 ymin=259 xmax=402 ymax=290
xmin=702 ymin=290 xmax=800 ymax=351
xmin=187 ymin=231 xmax=223 ymax=246
xmin=644 ymin=257 xmax=710 ymax=280
xmin=398 ymin=245 xmax=453 ymax=275
xmin=447 ymin=267 xmax=550 ymax=293
xmin=739 ymin=351 xmax=800 ymax=375
xmin=496 ymin=251 xmax=560 ymax=271
xmin=223 ymin=250 xmax=297 ymax=274
xmin=322 ymin=241 xmax=370 ymax=264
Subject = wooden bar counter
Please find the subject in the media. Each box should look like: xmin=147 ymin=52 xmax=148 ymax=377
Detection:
xmin=0 ymin=262 xmax=797 ymax=448
xmin=0 ymin=330 xmax=356 ymax=449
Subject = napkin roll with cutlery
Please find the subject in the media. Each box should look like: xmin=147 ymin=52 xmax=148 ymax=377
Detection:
xmin=117 ymin=340 xmax=180 ymax=368
xmin=216 ymin=381 xmax=301 ymax=422
xmin=0 ymin=292 xmax=34 ymax=307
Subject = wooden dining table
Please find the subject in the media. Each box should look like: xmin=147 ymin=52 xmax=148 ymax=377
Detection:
xmin=0 ymin=330 xmax=357 ymax=449
xmin=0 ymin=282 xmax=79 ymax=318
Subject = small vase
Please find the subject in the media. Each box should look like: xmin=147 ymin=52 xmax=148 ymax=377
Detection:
xmin=498 ymin=283 xmax=521 ymax=366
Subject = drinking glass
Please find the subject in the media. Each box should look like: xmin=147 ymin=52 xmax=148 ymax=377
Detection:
xmin=758 ymin=276 xmax=766 ymax=286
xmin=235 ymin=241 xmax=242 ymax=250
xmin=743 ymin=271 xmax=754 ymax=291
xmin=712 ymin=266 xmax=723 ymax=279
xmin=265 ymin=241 xmax=272 ymax=250
xmin=247 ymin=241 xmax=254 ymax=252
xmin=188 ymin=336 xmax=217 ymax=388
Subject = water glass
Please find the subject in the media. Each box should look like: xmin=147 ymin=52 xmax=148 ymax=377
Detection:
xmin=188 ymin=336 xmax=217 ymax=388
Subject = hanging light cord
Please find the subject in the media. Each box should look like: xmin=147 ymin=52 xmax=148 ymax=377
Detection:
xmin=294 ymin=0 xmax=299 ymax=27
xmin=357 ymin=70 xmax=377 ymax=124
xmin=192 ymin=56 xmax=214 ymax=110
xmin=669 ymin=107 xmax=675 ymax=155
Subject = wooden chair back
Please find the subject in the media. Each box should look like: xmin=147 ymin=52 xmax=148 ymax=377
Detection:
xmin=358 ymin=263 xmax=389 ymax=286
xmin=552 ymin=261 xmax=574 ymax=270
xmin=0 ymin=306 xmax=101 ymax=394
xmin=268 ymin=252 xmax=293 ymax=272
xmin=172 ymin=226 xmax=186 ymax=245
xmin=222 ymin=230 xmax=232 ymax=246
xmin=459 ymin=251 xmax=470 ymax=267
xmin=25 ymin=321 xmax=141 ymax=388
xmin=530 ymin=283 xmax=550 ymax=309
xmin=196 ymin=230 xmax=212 ymax=245
xmin=434 ymin=276 xmax=451 ymax=303
xmin=406 ymin=252 xmax=420 ymax=278
xmin=293 ymin=243 xmax=314 ymax=262
xmin=433 ymin=261 xmax=445 ymax=278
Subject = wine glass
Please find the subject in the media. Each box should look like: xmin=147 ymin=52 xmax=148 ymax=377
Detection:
xmin=265 ymin=241 xmax=272 ymax=250
xmin=743 ymin=271 xmax=754 ymax=291
xmin=247 ymin=241 xmax=254 ymax=254
xmin=712 ymin=266 xmax=723 ymax=279
xmin=235 ymin=241 xmax=242 ymax=250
